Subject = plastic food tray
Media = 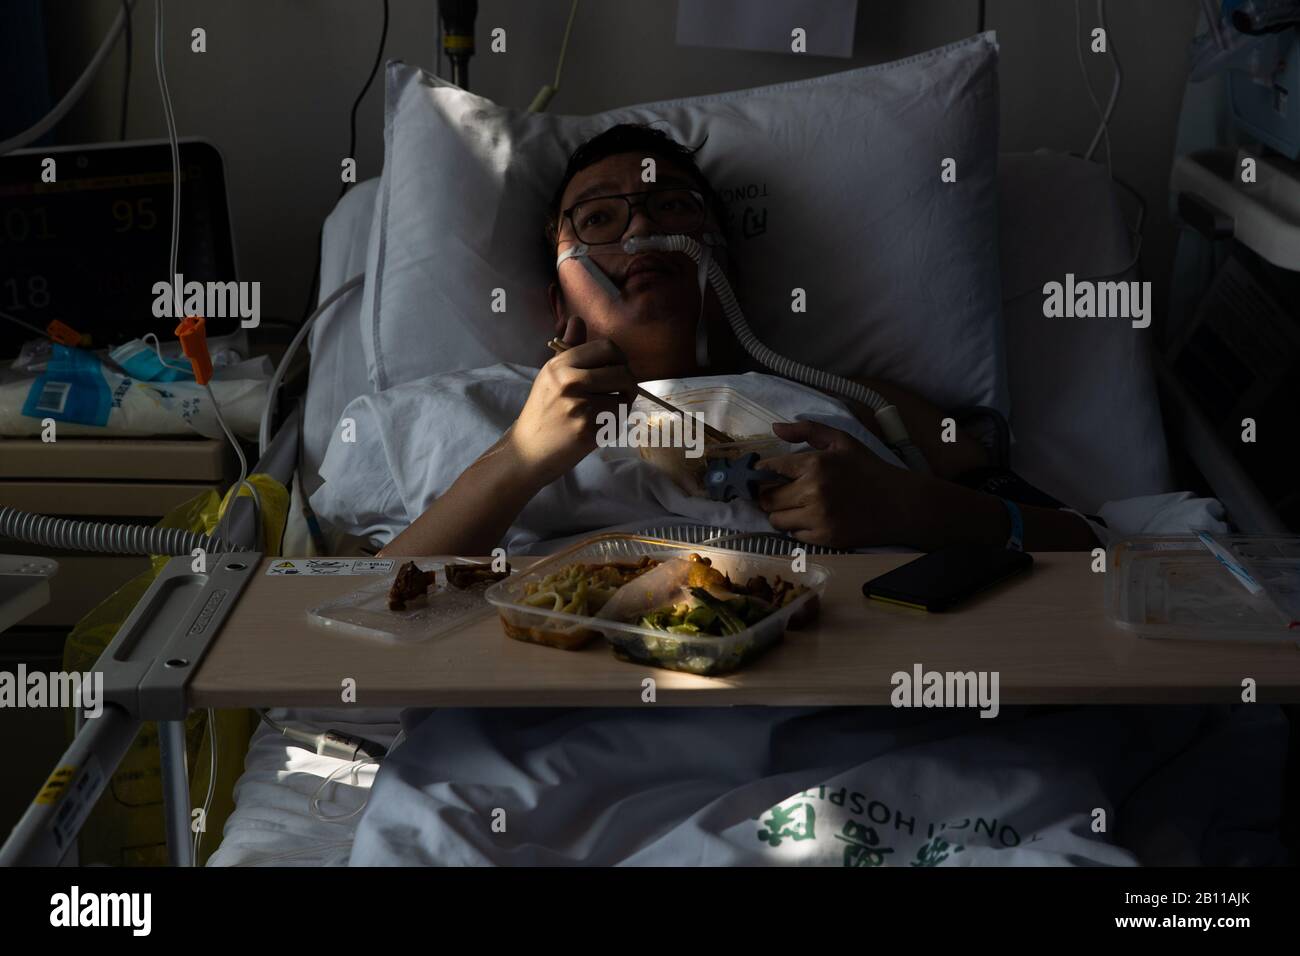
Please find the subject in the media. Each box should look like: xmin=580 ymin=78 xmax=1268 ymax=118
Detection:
xmin=307 ymin=559 xmax=505 ymax=644
xmin=1106 ymin=534 xmax=1300 ymax=643
xmin=631 ymin=385 xmax=794 ymax=496
xmin=484 ymin=533 xmax=830 ymax=675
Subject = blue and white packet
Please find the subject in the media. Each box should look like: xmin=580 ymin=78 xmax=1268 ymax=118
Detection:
xmin=108 ymin=339 xmax=195 ymax=383
xmin=22 ymin=345 xmax=116 ymax=427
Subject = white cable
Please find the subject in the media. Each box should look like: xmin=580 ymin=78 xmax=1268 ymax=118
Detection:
xmin=155 ymin=0 xmax=182 ymax=287
xmin=554 ymin=0 xmax=580 ymax=89
xmin=309 ymin=759 xmax=377 ymax=824
xmin=1085 ymin=0 xmax=1122 ymax=165
xmin=1075 ymin=0 xmax=1121 ymax=176
xmin=528 ymin=0 xmax=580 ymax=112
xmin=204 ymin=382 xmax=263 ymax=540
xmin=0 ymin=1 xmax=137 ymax=155
xmin=142 ymin=333 xmax=192 ymax=374
xmin=192 ymin=708 xmax=218 ymax=865
xmin=155 ymin=4 xmax=261 ymax=544
xmin=258 ymin=273 xmax=365 ymax=455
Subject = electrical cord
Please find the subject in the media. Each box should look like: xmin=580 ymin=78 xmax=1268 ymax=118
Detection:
xmin=0 ymin=308 xmax=51 ymax=341
xmin=309 ymin=760 xmax=378 ymax=823
xmin=260 ymin=273 xmax=365 ymax=455
xmin=120 ymin=0 xmax=133 ymax=141
xmin=528 ymin=0 xmax=581 ymax=112
xmin=257 ymin=709 xmax=390 ymax=763
xmin=192 ymin=708 xmax=217 ymax=866
xmin=289 ymin=0 xmax=386 ymax=359
xmin=0 ymin=0 xmax=137 ymax=155
xmin=151 ymin=1 xmax=260 ymax=545
xmin=204 ymin=381 xmax=263 ymax=533
xmin=340 ymin=0 xmax=390 ymax=201
xmin=1085 ymin=0 xmax=1122 ymax=165
xmin=1075 ymin=0 xmax=1122 ymax=176
xmin=155 ymin=0 xmax=181 ymax=288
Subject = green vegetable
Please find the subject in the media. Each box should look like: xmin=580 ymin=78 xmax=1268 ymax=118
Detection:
xmin=688 ymin=588 xmax=748 ymax=635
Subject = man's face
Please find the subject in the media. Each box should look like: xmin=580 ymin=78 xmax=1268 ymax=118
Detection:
xmin=550 ymin=153 xmax=720 ymax=380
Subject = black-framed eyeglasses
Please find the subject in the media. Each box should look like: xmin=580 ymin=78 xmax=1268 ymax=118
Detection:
xmin=562 ymin=188 xmax=707 ymax=245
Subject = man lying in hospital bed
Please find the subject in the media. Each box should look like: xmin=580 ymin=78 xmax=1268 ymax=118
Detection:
xmin=204 ymin=123 xmax=1288 ymax=868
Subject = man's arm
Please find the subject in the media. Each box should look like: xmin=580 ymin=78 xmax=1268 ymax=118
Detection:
xmin=378 ymin=435 xmax=543 ymax=557
xmin=841 ymin=377 xmax=991 ymax=480
xmin=885 ymin=472 xmax=1101 ymax=552
xmin=761 ymin=420 xmax=1101 ymax=552
xmin=379 ymin=331 xmax=636 ymax=558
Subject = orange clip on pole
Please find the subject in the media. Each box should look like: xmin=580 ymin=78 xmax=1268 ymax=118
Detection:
xmin=174 ymin=316 xmax=213 ymax=385
xmin=46 ymin=320 xmax=87 ymax=348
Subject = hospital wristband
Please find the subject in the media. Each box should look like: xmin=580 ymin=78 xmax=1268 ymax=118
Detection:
xmin=996 ymin=497 xmax=1024 ymax=552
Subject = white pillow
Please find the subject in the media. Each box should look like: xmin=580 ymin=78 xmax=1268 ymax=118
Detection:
xmin=364 ymin=33 xmax=1007 ymax=414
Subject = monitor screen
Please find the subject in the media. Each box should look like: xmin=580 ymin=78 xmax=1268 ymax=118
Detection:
xmin=0 ymin=139 xmax=238 ymax=358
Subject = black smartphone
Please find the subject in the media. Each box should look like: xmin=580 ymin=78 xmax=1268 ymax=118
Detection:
xmin=862 ymin=545 xmax=1033 ymax=612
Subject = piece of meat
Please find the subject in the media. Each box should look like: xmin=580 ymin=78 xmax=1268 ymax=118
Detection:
xmin=445 ymin=561 xmax=512 ymax=588
xmin=387 ymin=561 xmax=437 ymax=611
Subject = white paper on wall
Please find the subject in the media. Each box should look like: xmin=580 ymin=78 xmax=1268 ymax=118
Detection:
xmin=676 ymin=0 xmax=858 ymax=58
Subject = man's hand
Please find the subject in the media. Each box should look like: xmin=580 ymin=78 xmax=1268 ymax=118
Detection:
xmin=505 ymin=316 xmax=637 ymax=487
xmin=756 ymin=420 xmax=920 ymax=549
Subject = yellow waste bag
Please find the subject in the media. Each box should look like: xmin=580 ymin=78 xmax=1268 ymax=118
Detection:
xmin=63 ymin=474 xmax=288 ymax=866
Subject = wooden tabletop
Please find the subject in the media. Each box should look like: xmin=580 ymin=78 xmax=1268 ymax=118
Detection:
xmin=188 ymin=553 xmax=1300 ymax=708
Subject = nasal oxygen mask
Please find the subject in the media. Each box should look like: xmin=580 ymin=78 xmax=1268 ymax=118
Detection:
xmin=556 ymin=233 xmax=931 ymax=475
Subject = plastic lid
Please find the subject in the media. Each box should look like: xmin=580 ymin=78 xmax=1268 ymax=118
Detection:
xmin=1106 ymin=534 xmax=1300 ymax=642
xmin=307 ymin=560 xmax=501 ymax=644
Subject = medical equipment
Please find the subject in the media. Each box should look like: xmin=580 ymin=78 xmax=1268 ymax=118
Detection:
xmin=438 ymin=0 xmax=479 ymax=89
xmin=560 ymin=233 xmax=933 ymax=474
xmin=1190 ymin=1 xmax=1300 ymax=157
xmin=529 ymin=0 xmax=582 ymax=112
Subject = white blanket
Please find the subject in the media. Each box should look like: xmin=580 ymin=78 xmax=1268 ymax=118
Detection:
xmin=349 ymin=704 xmax=1288 ymax=866
xmin=309 ymin=365 xmax=1225 ymax=551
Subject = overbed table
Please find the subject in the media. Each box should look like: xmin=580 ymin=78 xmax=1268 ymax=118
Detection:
xmin=190 ymin=553 xmax=1300 ymax=707
xmin=11 ymin=550 xmax=1298 ymax=868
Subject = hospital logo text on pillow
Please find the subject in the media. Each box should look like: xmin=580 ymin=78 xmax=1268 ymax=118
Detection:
xmin=1042 ymin=274 xmax=1152 ymax=329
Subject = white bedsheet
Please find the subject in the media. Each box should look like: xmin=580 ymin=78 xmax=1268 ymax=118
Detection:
xmin=207 ymin=709 xmax=401 ymax=867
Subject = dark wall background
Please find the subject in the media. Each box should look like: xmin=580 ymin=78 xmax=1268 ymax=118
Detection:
xmin=40 ymin=0 xmax=1200 ymax=320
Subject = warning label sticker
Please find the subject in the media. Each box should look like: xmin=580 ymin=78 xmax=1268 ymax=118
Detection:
xmin=265 ymin=559 xmax=396 ymax=577
xmin=35 ymin=766 xmax=76 ymax=806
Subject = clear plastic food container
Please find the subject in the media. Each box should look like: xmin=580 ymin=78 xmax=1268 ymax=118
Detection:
xmin=1106 ymin=533 xmax=1300 ymax=642
xmin=307 ymin=559 xmax=504 ymax=644
xmin=484 ymin=533 xmax=831 ymax=674
xmin=631 ymin=385 xmax=794 ymax=496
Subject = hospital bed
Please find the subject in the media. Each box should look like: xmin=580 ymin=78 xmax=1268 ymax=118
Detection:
xmin=4 ymin=149 xmax=1294 ymax=868
xmin=209 ymin=152 xmax=1300 ymax=865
